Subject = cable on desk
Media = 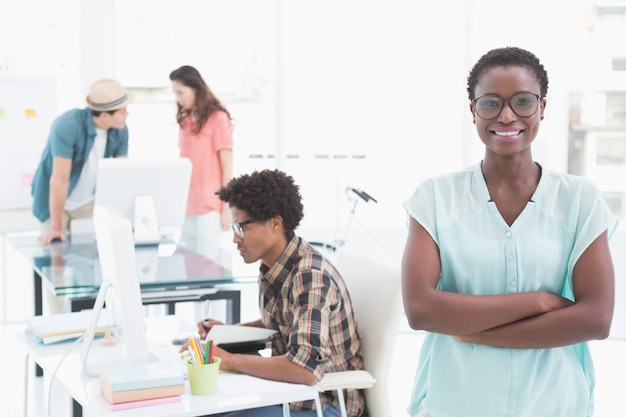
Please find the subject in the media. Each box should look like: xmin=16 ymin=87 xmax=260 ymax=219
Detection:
xmin=23 ymin=354 xmax=29 ymax=417
xmin=45 ymin=335 xmax=85 ymax=417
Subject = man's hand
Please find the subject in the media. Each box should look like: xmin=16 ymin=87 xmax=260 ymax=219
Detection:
xmin=205 ymin=345 xmax=231 ymax=369
xmin=38 ymin=229 xmax=66 ymax=245
xmin=198 ymin=318 xmax=225 ymax=339
xmin=179 ymin=318 xmax=225 ymax=353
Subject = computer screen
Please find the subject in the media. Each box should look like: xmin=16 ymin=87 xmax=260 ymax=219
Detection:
xmin=95 ymin=158 xmax=192 ymax=245
xmin=80 ymin=205 xmax=152 ymax=376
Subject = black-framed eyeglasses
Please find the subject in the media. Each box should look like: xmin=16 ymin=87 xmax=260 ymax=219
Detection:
xmin=472 ymin=92 xmax=542 ymax=120
xmin=228 ymin=218 xmax=261 ymax=238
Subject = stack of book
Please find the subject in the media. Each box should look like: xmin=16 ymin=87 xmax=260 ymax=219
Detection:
xmin=25 ymin=309 xmax=115 ymax=345
xmin=99 ymin=360 xmax=185 ymax=411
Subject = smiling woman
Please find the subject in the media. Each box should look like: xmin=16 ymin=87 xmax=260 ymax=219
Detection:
xmin=401 ymin=46 xmax=619 ymax=417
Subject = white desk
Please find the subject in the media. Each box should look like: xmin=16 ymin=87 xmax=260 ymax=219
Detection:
xmin=16 ymin=317 xmax=321 ymax=417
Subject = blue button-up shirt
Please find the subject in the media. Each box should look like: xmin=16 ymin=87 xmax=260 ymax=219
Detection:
xmin=31 ymin=107 xmax=128 ymax=222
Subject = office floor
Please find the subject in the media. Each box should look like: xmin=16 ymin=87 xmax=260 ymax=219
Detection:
xmin=2 ymin=229 xmax=625 ymax=417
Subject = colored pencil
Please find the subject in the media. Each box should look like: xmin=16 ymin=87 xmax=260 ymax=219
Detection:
xmin=208 ymin=339 xmax=214 ymax=364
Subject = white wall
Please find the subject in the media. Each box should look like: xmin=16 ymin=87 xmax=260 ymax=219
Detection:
xmin=0 ymin=0 xmax=620 ymax=232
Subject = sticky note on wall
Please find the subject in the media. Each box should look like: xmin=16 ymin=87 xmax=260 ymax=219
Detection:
xmin=25 ymin=108 xmax=37 ymax=118
xmin=21 ymin=173 xmax=34 ymax=185
xmin=0 ymin=108 xmax=5 ymax=119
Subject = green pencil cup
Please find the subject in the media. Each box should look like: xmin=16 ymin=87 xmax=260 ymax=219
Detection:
xmin=187 ymin=357 xmax=221 ymax=395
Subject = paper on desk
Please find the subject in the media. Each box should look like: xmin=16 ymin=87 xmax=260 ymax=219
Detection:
xmin=207 ymin=325 xmax=277 ymax=345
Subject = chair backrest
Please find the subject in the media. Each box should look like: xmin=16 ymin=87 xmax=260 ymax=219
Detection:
xmin=336 ymin=251 xmax=402 ymax=417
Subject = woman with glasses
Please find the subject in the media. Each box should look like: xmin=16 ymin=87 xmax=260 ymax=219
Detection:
xmin=401 ymin=47 xmax=618 ymax=417
xmin=170 ymin=65 xmax=233 ymax=257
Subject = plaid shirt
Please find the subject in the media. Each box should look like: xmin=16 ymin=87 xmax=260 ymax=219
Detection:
xmin=259 ymin=235 xmax=366 ymax=417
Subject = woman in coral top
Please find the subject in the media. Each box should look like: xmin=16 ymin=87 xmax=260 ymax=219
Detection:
xmin=170 ymin=65 xmax=233 ymax=256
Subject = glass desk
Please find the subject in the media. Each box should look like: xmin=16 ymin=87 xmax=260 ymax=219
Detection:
xmin=7 ymin=231 xmax=259 ymax=324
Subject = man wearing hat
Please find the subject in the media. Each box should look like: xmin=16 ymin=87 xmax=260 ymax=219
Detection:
xmin=31 ymin=78 xmax=133 ymax=244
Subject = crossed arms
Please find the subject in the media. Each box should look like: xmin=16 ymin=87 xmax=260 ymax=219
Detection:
xmin=401 ymin=218 xmax=615 ymax=349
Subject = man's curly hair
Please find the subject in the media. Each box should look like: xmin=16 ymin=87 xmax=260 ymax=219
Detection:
xmin=467 ymin=46 xmax=549 ymax=101
xmin=217 ymin=169 xmax=304 ymax=238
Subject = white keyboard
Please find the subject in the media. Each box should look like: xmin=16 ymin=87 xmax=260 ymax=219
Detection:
xmin=149 ymin=344 xmax=190 ymax=377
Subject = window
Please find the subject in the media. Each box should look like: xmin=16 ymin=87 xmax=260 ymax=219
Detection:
xmin=597 ymin=136 xmax=626 ymax=165
xmin=613 ymin=57 xmax=626 ymax=71
xmin=606 ymin=92 xmax=626 ymax=126
xmin=603 ymin=191 xmax=624 ymax=219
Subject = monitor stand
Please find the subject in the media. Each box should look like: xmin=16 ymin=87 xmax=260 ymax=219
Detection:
xmin=80 ymin=280 xmax=120 ymax=376
xmin=79 ymin=279 xmax=152 ymax=377
xmin=133 ymin=195 xmax=161 ymax=246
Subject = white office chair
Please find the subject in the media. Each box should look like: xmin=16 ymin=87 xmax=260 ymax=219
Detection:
xmin=313 ymin=251 xmax=402 ymax=417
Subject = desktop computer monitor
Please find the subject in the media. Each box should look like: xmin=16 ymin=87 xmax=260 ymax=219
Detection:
xmin=80 ymin=205 xmax=153 ymax=376
xmin=95 ymin=158 xmax=192 ymax=245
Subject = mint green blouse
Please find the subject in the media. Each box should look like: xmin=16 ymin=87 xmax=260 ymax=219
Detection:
xmin=403 ymin=162 xmax=618 ymax=417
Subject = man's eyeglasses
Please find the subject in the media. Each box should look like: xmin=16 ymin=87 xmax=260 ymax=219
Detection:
xmin=472 ymin=92 xmax=542 ymax=120
xmin=228 ymin=218 xmax=261 ymax=238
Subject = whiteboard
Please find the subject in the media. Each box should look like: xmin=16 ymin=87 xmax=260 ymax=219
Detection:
xmin=0 ymin=76 xmax=57 ymax=210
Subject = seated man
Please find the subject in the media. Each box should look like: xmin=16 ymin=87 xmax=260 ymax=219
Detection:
xmin=197 ymin=169 xmax=366 ymax=417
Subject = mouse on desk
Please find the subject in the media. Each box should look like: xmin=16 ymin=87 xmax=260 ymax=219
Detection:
xmin=172 ymin=337 xmax=189 ymax=346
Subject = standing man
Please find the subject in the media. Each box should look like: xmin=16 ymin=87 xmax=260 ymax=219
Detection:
xmin=31 ymin=79 xmax=133 ymax=244
xmin=196 ymin=169 xmax=366 ymax=417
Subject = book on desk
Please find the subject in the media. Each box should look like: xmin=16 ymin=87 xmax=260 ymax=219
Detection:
xmin=101 ymin=384 xmax=184 ymax=406
xmin=99 ymin=360 xmax=185 ymax=409
xmin=102 ymin=394 xmax=182 ymax=411
xmin=100 ymin=360 xmax=184 ymax=391
xmin=26 ymin=309 xmax=115 ymax=345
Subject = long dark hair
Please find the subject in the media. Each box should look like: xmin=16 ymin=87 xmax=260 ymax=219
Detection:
xmin=169 ymin=65 xmax=231 ymax=134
